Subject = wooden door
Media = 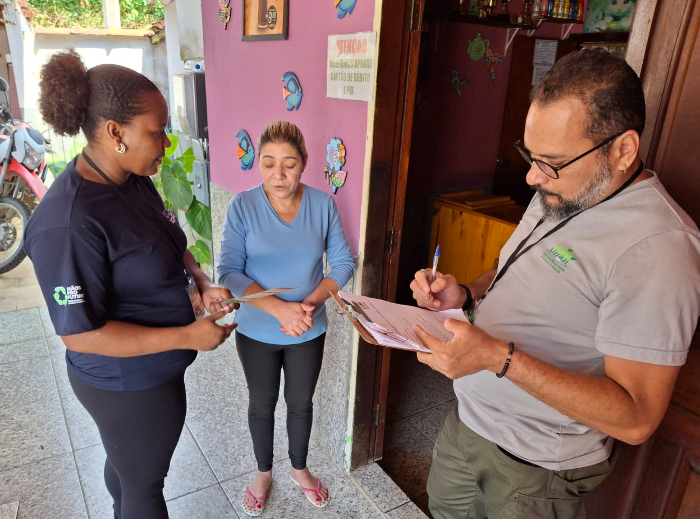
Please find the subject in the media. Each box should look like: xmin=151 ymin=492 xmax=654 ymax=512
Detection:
xmin=351 ymin=0 xmax=425 ymax=467
xmin=492 ymin=37 xmax=576 ymax=207
xmin=583 ymin=0 xmax=700 ymax=515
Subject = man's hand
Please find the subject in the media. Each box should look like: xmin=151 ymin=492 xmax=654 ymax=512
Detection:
xmin=413 ymin=319 xmax=681 ymax=446
xmin=410 ymin=269 xmax=466 ymax=310
xmin=414 ymin=320 xmax=509 ymax=379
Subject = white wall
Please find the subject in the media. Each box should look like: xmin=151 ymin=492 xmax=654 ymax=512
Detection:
xmin=4 ymin=0 xmax=26 ymax=109
xmin=164 ymin=1 xmax=185 ymax=113
xmin=22 ymin=32 xmax=168 ymax=130
xmin=174 ymin=0 xmax=203 ymax=60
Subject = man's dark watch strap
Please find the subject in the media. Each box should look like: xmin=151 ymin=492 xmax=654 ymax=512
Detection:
xmin=459 ymin=284 xmax=473 ymax=312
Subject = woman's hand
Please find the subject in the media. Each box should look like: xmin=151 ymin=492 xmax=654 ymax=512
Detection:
xmin=198 ymin=281 xmax=239 ymax=313
xmin=272 ymin=301 xmax=315 ymax=338
xmin=183 ymin=307 xmax=237 ymax=351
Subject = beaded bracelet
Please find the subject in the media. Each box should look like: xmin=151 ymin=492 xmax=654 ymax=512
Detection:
xmin=496 ymin=342 xmax=515 ymax=378
xmin=458 ymin=284 xmax=473 ymax=312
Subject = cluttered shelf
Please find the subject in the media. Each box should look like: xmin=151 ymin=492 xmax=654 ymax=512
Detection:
xmin=424 ymin=11 xmax=583 ymax=30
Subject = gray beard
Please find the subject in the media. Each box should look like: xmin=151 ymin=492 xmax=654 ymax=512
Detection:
xmin=534 ymin=157 xmax=613 ymax=221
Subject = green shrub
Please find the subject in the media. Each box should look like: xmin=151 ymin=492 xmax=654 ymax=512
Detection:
xmin=27 ymin=0 xmax=164 ymax=29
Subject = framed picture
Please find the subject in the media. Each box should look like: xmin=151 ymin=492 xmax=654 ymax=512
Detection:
xmin=242 ymin=0 xmax=288 ymax=41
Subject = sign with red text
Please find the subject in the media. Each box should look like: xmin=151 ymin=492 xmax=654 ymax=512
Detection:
xmin=327 ymin=32 xmax=377 ymax=102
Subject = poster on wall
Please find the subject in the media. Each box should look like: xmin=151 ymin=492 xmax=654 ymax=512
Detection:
xmin=327 ymin=32 xmax=377 ymax=102
xmin=242 ymin=0 xmax=288 ymax=41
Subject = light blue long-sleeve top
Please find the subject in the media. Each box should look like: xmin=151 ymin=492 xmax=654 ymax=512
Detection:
xmin=217 ymin=184 xmax=355 ymax=344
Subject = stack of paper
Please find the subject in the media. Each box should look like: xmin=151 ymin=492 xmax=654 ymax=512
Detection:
xmin=337 ymin=291 xmax=469 ymax=353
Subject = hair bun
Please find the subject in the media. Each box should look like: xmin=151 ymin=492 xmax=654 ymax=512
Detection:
xmin=38 ymin=49 xmax=89 ymax=136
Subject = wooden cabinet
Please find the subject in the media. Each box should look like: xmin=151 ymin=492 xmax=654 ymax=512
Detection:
xmin=429 ymin=191 xmax=526 ymax=283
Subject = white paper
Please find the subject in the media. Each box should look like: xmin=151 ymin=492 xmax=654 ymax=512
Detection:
xmin=327 ymin=32 xmax=377 ymax=102
xmin=338 ymin=291 xmax=469 ymax=353
xmin=532 ymin=64 xmax=553 ymax=86
xmin=533 ymin=39 xmax=558 ymax=66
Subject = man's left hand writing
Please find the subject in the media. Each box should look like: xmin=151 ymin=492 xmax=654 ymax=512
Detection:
xmin=414 ymin=320 xmax=510 ymax=380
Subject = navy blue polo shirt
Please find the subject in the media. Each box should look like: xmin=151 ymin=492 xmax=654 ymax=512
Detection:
xmin=24 ymin=159 xmax=197 ymax=391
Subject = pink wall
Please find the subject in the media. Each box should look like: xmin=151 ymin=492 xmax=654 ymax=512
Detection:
xmin=409 ymin=11 xmax=584 ymax=193
xmin=201 ymin=2 xmax=375 ymax=255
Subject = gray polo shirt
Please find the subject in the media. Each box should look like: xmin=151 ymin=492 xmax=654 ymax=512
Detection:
xmin=455 ymin=172 xmax=700 ymax=470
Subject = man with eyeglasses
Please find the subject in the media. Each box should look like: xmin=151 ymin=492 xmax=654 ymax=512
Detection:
xmin=410 ymin=49 xmax=700 ymax=519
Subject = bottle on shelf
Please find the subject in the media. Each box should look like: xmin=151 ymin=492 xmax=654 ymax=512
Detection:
xmin=576 ymin=0 xmax=584 ymax=21
xmin=552 ymin=0 xmax=560 ymax=17
xmin=563 ymin=0 xmax=570 ymax=18
xmin=547 ymin=0 xmax=555 ymax=17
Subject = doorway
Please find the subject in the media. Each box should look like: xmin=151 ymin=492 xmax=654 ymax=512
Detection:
xmin=365 ymin=0 xmax=630 ymax=515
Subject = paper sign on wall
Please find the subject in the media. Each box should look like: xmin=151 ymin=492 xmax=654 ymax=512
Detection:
xmin=532 ymin=64 xmax=553 ymax=86
xmin=327 ymin=32 xmax=377 ymax=102
xmin=533 ymin=40 xmax=558 ymax=66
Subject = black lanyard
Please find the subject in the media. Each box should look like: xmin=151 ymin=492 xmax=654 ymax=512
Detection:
xmin=483 ymin=161 xmax=645 ymax=300
xmin=81 ymin=150 xmax=189 ymax=277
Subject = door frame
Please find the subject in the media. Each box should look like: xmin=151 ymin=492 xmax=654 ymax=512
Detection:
xmin=350 ymin=0 xmax=424 ymax=468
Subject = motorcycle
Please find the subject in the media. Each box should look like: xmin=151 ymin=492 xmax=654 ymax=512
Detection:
xmin=0 ymin=77 xmax=50 ymax=274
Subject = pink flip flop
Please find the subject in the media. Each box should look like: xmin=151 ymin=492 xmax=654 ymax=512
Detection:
xmin=290 ymin=475 xmax=330 ymax=508
xmin=242 ymin=486 xmax=269 ymax=517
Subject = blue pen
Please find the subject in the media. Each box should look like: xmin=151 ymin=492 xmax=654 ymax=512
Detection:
xmin=431 ymin=244 xmax=441 ymax=284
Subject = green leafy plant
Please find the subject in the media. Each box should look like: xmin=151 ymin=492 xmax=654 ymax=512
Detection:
xmin=47 ymin=139 xmax=87 ymax=178
xmin=27 ymin=0 xmax=164 ymax=29
xmin=153 ymin=134 xmax=213 ymax=265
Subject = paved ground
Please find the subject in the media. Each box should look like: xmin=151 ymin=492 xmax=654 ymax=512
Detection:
xmin=0 ymin=258 xmax=44 ymax=313
xmin=0 ymin=259 xmax=427 ymax=519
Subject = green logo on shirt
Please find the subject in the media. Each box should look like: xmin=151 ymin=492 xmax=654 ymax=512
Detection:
xmin=53 ymin=285 xmax=85 ymax=306
xmin=53 ymin=286 xmax=67 ymax=306
xmin=542 ymin=245 xmax=577 ymax=273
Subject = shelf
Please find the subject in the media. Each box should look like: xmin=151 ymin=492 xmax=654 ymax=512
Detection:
xmin=569 ymin=32 xmax=629 ymax=44
xmin=425 ymin=11 xmax=583 ymax=30
xmin=534 ymin=16 xmax=583 ymax=24
xmin=425 ymin=12 xmax=528 ymax=29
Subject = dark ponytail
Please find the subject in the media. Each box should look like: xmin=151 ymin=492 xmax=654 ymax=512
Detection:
xmin=38 ymin=49 xmax=161 ymax=141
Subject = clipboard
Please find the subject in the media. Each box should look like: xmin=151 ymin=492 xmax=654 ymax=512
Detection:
xmin=331 ymin=290 xmax=381 ymax=346
xmin=330 ymin=291 xmax=433 ymax=352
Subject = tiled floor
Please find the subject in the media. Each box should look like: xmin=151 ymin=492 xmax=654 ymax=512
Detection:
xmin=0 ymin=258 xmax=45 ymax=313
xmin=0 ymin=301 xmax=427 ymax=518
xmin=378 ymin=348 xmax=458 ymax=519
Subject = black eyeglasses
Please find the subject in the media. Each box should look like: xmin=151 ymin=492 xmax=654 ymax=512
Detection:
xmin=514 ymin=133 xmax=623 ymax=179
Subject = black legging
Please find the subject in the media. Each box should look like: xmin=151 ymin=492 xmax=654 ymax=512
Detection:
xmin=235 ymin=331 xmax=325 ymax=472
xmin=68 ymin=369 xmax=187 ymax=519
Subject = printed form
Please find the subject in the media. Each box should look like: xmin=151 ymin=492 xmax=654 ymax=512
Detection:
xmin=337 ymin=291 xmax=469 ymax=353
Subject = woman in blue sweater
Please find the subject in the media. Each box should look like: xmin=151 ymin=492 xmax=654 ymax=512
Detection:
xmin=218 ymin=121 xmax=355 ymax=516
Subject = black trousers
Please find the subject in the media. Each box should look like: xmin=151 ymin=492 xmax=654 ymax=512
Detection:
xmin=68 ymin=370 xmax=187 ymax=519
xmin=235 ymin=331 xmax=325 ymax=472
